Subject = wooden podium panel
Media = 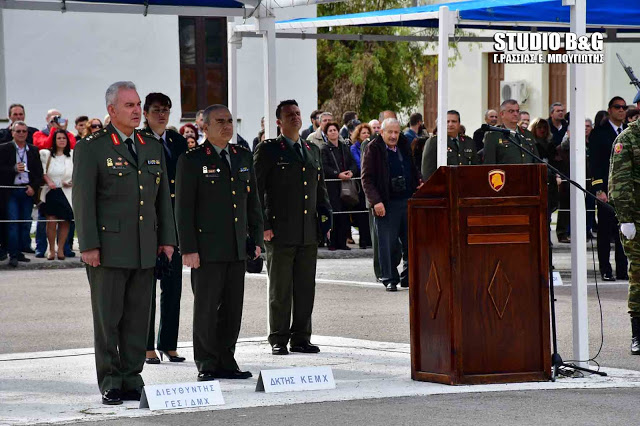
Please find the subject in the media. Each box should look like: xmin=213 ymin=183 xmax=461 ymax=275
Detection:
xmin=408 ymin=165 xmax=551 ymax=385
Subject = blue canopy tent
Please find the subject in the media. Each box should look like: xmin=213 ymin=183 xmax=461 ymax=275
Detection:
xmin=275 ymin=0 xmax=640 ymax=31
xmin=233 ymin=0 xmax=640 ymax=369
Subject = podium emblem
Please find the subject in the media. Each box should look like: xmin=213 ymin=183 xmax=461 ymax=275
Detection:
xmin=488 ymin=170 xmax=505 ymax=192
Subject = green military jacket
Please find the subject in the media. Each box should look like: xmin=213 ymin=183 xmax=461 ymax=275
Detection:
xmin=421 ymin=134 xmax=479 ymax=179
xmin=609 ymin=120 xmax=640 ymax=223
xmin=72 ymin=124 xmax=176 ymax=269
xmin=483 ymin=127 xmax=539 ymax=165
xmin=175 ymin=141 xmax=263 ymax=262
xmin=254 ymin=135 xmax=332 ymax=246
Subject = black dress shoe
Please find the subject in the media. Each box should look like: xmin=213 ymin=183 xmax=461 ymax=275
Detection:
xmin=617 ymin=273 xmax=629 ymax=281
xmin=197 ymin=372 xmax=217 ymax=382
xmin=121 ymin=388 xmax=142 ymax=401
xmin=290 ymin=342 xmax=320 ymax=353
xmin=102 ymin=389 xmax=123 ymax=405
xmin=160 ymin=350 xmax=185 ymax=362
xmin=385 ymin=283 xmax=398 ymax=292
xmin=9 ymin=257 xmax=18 ymax=267
xmin=145 ymin=356 xmax=161 ymax=364
xmin=601 ymin=273 xmax=616 ymax=282
xmin=15 ymin=253 xmax=30 ymax=262
xmin=35 ymin=252 xmax=45 ymax=258
xmin=214 ymin=369 xmax=253 ymax=379
xmin=272 ymin=344 xmax=289 ymax=355
xmin=65 ymin=251 xmax=76 ymax=258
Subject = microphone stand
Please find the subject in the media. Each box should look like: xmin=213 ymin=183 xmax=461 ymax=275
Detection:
xmin=494 ymin=127 xmax=608 ymax=380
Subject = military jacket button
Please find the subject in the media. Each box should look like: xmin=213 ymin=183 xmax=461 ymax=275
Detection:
xmin=140 ymin=201 xmax=144 ymax=206
xmin=139 ymin=215 xmax=143 ymax=221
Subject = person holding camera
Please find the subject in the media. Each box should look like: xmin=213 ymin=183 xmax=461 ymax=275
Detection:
xmin=33 ymin=109 xmax=77 ymax=150
xmin=361 ymin=118 xmax=422 ymax=292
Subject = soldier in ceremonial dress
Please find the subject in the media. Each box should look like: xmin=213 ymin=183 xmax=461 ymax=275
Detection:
xmin=608 ymin=118 xmax=640 ymax=355
xmin=254 ymin=100 xmax=332 ymax=356
xmin=72 ymin=81 xmax=175 ymax=405
xmin=175 ymin=104 xmax=263 ymax=380
xmin=483 ymin=99 xmax=539 ymax=165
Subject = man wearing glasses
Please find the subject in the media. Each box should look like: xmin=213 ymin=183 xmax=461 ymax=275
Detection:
xmin=482 ymin=99 xmax=539 ymax=165
xmin=590 ymin=96 xmax=630 ymax=282
xmin=0 ymin=121 xmax=43 ymax=266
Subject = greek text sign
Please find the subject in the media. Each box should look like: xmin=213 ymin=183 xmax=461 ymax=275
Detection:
xmin=140 ymin=381 xmax=224 ymax=410
xmin=256 ymin=367 xmax=335 ymax=393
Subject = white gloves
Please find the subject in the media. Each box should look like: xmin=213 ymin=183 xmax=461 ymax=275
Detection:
xmin=621 ymin=223 xmax=636 ymax=240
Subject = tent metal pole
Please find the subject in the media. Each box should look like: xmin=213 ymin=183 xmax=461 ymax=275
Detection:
xmin=228 ymin=20 xmax=241 ymax=145
xmin=0 ymin=9 xmax=6 ymax=122
xmin=567 ymin=0 xmax=590 ymax=368
xmin=436 ymin=6 xmax=453 ymax=168
xmin=258 ymin=14 xmax=278 ymax=139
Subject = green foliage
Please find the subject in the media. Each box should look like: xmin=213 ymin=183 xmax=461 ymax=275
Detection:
xmin=317 ymin=0 xmax=432 ymax=121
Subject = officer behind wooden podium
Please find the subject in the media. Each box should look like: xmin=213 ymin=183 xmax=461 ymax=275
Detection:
xmin=175 ymin=104 xmax=263 ymax=381
xmin=254 ymin=99 xmax=332 ymax=355
xmin=421 ymin=109 xmax=479 ymax=179
xmin=72 ymin=81 xmax=176 ymax=405
xmin=483 ymin=99 xmax=539 ymax=165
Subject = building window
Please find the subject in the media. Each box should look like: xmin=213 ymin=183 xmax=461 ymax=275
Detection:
xmin=423 ymin=56 xmax=438 ymax=133
xmin=487 ymin=53 xmax=504 ymax=114
xmin=548 ymin=48 xmax=567 ymax=111
xmin=179 ymin=17 xmax=228 ymax=120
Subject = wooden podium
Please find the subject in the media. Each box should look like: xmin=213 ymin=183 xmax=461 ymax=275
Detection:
xmin=408 ymin=164 xmax=551 ymax=385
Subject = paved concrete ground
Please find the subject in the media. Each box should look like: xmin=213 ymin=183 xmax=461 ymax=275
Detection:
xmin=1 ymin=256 xmax=639 ymax=425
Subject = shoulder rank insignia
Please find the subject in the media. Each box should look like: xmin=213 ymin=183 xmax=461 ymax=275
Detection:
xmin=239 ymin=167 xmax=249 ymax=172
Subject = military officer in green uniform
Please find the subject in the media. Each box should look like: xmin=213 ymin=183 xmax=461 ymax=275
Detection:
xmin=254 ymin=99 xmax=332 ymax=355
xmin=421 ymin=110 xmax=479 ymax=179
xmin=483 ymin=99 xmax=539 ymax=164
xmin=608 ymin=118 xmax=640 ymax=355
xmin=176 ymin=104 xmax=264 ymax=380
xmin=72 ymin=81 xmax=176 ymax=405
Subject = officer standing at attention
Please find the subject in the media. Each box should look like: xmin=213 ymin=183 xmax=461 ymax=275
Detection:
xmin=254 ymin=99 xmax=332 ymax=355
xmin=483 ymin=99 xmax=539 ymax=165
xmin=607 ymin=117 xmax=640 ymax=355
xmin=176 ymin=104 xmax=263 ymax=380
xmin=142 ymin=92 xmax=189 ymax=365
xmin=421 ymin=110 xmax=479 ymax=179
xmin=72 ymin=81 xmax=176 ymax=405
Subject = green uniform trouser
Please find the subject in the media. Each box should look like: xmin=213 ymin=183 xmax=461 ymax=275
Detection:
xmin=621 ymin=233 xmax=640 ymax=317
xmin=266 ymin=242 xmax=318 ymax=346
xmin=86 ymin=266 xmax=154 ymax=393
xmin=191 ymin=260 xmax=245 ymax=373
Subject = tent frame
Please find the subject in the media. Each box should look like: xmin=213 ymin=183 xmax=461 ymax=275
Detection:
xmin=229 ymin=0 xmax=636 ymax=368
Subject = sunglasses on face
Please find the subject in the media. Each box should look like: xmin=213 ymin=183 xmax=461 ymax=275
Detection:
xmin=13 ymin=129 xmax=27 ymax=133
xmin=91 ymin=124 xmax=103 ymax=129
xmin=612 ymin=104 xmax=628 ymax=110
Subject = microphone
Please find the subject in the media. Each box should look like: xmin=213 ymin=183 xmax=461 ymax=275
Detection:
xmin=481 ymin=124 xmax=517 ymax=136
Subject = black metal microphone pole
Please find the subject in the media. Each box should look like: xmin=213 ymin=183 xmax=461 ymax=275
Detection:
xmin=483 ymin=125 xmax=607 ymax=379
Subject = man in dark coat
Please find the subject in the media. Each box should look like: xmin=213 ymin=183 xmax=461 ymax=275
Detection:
xmin=0 ymin=121 xmax=43 ymax=266
xmin=361 ymin=118 xmax=422 ymax=291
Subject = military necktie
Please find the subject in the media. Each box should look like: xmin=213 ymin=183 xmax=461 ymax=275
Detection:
xmin=617 ymin=127 xmax=622 ymax=135
xmin=452 ymin=137 xmax=459 ymax=151
xmin=124 ymin=138 xmax=138 ymax=164
xmin=294 ymin=143 xmax=304 ymax=161
xmin=162 ymin=137 xmax=172 ymax=159
xmin=220 ymin=149 xmax=231 ymax=171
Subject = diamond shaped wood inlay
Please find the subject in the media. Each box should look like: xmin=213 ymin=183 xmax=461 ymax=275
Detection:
xmin=425 ymin=262 xmax=442 ymax=319
xmin=488 ymin=261 xmax=512 ymax=319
